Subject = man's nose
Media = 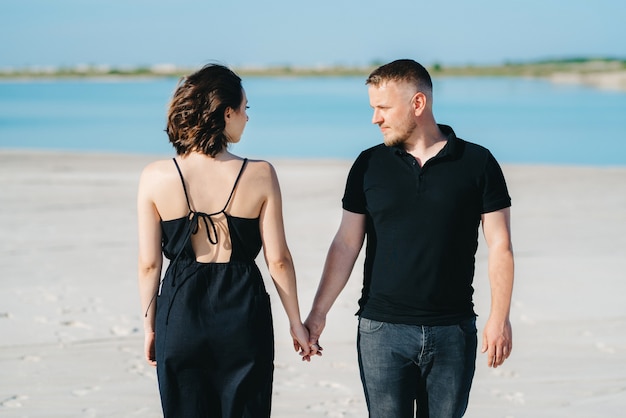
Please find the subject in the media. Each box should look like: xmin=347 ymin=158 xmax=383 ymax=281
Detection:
xmin=371 ymin=109 xmax=382 ymax=124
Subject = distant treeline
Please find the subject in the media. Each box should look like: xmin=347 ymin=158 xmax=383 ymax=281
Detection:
xmin=1 ymin=58 xmax=625 ymax=79
xmin=428 ymin=57 xmax=626 ymax=77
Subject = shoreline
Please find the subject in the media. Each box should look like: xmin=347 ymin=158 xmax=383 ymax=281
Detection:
xmin=1 ymin=73 xmax=625 ymax=93
xmin=2 ymin=59 xmax=626 ymax=92
xmin=549 ymin=70 xmax=626 ymax=91
xmin=2 ymin=147 xmax=625 ymax=170
xmin=1 ymin=150 xmax=625 ymax=417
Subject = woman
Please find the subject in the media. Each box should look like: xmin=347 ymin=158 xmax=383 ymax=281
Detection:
xmin=137 ymin=64 xmax=312 ymax=417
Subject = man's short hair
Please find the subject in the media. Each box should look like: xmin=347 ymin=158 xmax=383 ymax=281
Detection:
xmin=366 ymin=59 xmax=433 ymax=97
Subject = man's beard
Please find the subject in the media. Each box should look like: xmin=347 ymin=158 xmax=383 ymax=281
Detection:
xmin=382 ymin=119 xmax=417 ymax=147
xmin=383 ymin=134 xmax=404 ymax=147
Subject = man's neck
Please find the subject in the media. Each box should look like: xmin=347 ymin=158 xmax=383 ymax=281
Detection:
xmin=402 ymin=124 xmax=447 ymax=167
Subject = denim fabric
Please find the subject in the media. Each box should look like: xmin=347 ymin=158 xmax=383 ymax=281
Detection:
xmin=357 ymin=317 xmax=477 ymax=418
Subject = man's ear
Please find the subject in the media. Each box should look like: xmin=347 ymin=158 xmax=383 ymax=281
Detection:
xmin=413 ymin=92 xmax=427 ymax=115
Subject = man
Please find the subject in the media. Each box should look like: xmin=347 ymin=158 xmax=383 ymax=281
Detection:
xmin=304 ymin=59 xmax=514 ymax=417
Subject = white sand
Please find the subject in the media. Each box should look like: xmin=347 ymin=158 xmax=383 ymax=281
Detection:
xmin=550 ymin=70 xmax=626 ymax=91
xmin=1 ymin=150 xmax=625 ymax=417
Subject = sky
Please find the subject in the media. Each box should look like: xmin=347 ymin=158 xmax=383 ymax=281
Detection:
xmin=2 ymin=0 xmax=626 ymax=69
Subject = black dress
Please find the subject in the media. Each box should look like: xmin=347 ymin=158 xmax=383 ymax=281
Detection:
xmin=155 ymin=158 xmax=274 ymax=417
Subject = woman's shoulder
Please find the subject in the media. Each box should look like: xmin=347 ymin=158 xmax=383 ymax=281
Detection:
xmin=243 ymin=158 xmax=276 ymax=178
xmin=236 ymin=158 xmax=281 ymax=195
xmin=138 ymin=158 xmax=177 ymax=185
xmin=142 ymin=158 xmax=175 ymax=172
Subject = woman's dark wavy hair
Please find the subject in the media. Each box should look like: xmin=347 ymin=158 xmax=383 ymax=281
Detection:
xmin=166 ymin=64 xmax=243 ymax=156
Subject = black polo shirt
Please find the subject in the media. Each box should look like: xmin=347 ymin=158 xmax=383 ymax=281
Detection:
xmin=343 ymin=125 xmax=511 ymax=325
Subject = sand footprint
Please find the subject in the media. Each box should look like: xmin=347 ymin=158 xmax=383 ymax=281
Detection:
xmin=491 ymin=388 xmax=525 ymax=405
xmin=81 ymin=407 xmax=97 ymax=417
xmin=129 ymin=406 xmax=155 ymax=416
xmin=329 ymin=361 xmax=355 ymax=370
xmin=595 ymin=342 xmax=615 ymax=354
xmin=110 ymin=325 xmax=138 ymax=336
xmin=61 ymin=320 xmax=92 ymax=329
xmin=518 ymin=314 xmax=536 ymax=324
xmin=43 ymin=293 xmax=59 ymax=302
xmin=306 ymin=397 xmax=361 ymax=418
xmin=1 ymin=395 xmax=28 ymax=408
xmin=317 ymin=380 xmax=351 ymax=392
xmin=492 ymin=368 xmax=519 ymax=378
xmin=72 ymin=386 xmax=101 ymax=397
xmin=126 ymin=359 xmax=156 ymax=379
xmin=505 ymin=391 xmax=525 ymax=405
xmin=274 ymin=360 xmax=289 ymax=370
xmin=118 ymin=345 xmax=156 ymax=379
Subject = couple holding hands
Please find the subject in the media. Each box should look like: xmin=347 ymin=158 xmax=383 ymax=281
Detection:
xmin=138 ymin=59 xmax=514 ymax=418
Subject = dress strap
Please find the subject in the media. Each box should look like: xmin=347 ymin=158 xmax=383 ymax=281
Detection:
xmin=172 ymin=158 xmax=192 ymax=212
xmin=145 ymin=158 xmax=249 ymax=318
xmin=221 ymin=158 xmax=248 ymax=212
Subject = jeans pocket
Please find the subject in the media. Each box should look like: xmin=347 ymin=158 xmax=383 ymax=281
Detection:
xmin=358 ymin=317 xmax=385 ymax=334
xmin=456 ymin=317 xmax=477 ymax=336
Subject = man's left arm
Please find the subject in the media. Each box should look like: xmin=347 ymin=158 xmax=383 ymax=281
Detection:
xmin=481 ymin=207 xmax=514 ymax=368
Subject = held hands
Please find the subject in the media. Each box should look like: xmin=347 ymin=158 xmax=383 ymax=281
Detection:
xmin=301 ymin=310 xmax=326 ymax=362
xmin=290 ymin=323 xmax=318 ymax=362
xmin=481 ymin=317 xmax=512 ymax=368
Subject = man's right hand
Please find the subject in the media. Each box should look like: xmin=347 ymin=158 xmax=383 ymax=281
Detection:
xmin=303 ymin=311 xmax=326 ymax=361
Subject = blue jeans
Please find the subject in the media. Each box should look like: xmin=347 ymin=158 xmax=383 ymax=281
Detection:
xmin=357 ymin=317 xmax=477 ymax=418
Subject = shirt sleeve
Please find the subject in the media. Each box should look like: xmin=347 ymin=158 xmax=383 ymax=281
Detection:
xmin=342 ymin=151 xmax=368 ymax=214
xmin=481 ymin=151 xmax=512 ymax=213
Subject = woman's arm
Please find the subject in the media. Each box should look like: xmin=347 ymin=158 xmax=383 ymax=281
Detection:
xmin=257 ymin=162 xmax=311 ymax=358
xmin=137 ymin=164 xmax=163 ymax=366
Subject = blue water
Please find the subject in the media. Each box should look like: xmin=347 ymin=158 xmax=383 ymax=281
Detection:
xmin=1 ymin=76 xmax=625 ymax=166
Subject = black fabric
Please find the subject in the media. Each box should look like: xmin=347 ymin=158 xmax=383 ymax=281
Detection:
xmin=342 ymin=125 xmax=511 ymax=326
xmin=155 ymin=159 xmax=273 ymax=418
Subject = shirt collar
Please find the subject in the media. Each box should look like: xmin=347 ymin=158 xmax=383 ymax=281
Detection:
xmin=437 ymin=124 xmax=459 ymax=159
xmin=388 ymin=124 xmax=460 ymax=159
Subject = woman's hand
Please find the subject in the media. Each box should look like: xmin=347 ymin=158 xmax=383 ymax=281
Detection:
xmin=291 ymin=323 xmax=322 ymax=362
xmin=144 ymin=331 xmax=157 ymax=366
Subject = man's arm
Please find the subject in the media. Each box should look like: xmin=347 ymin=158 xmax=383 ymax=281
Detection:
xmin=304 ymin=210 xmax=366 ymax=350
xmin=481 ymin=207 xmax=514 ymax=368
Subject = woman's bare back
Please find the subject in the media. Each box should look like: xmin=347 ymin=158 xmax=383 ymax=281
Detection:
xmin=147 ymin=152 xmax=273 ymax=263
